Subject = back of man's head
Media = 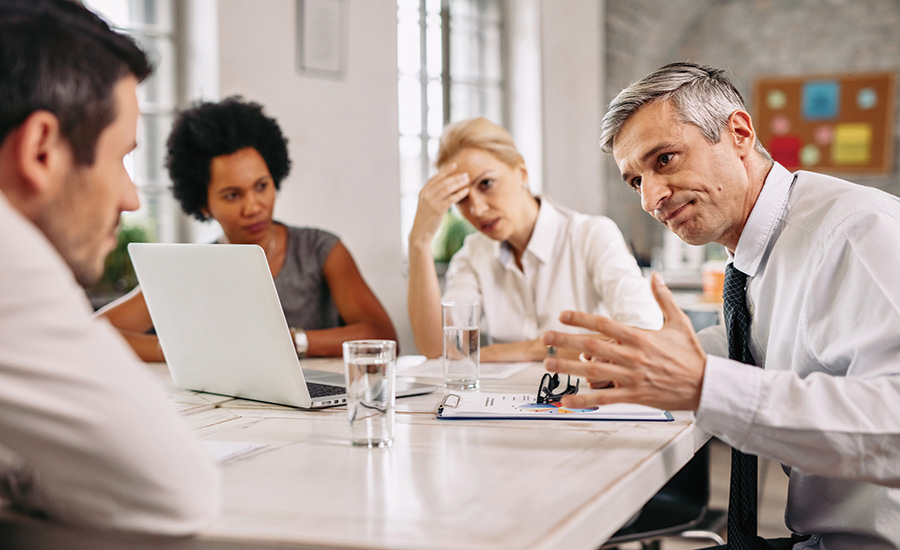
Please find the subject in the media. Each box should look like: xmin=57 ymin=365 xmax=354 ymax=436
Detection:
xmin=0 ymin=0 xmax=152 ymax=165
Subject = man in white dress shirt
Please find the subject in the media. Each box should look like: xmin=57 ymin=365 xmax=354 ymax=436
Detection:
xmin=543 ymin=62 xmax=900 ymax=549
xmin=0 ymin=0 xmax=218 ymax=534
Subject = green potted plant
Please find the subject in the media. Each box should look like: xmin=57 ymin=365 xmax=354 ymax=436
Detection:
xmin=432 ymin=208 xmax=475 ymax=266
xmin=87 ymin=218 xmax=154 ymax=309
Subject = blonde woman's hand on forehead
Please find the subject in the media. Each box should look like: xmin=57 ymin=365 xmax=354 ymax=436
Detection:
xmin=409 ymin=163 xmax=471 ymax=246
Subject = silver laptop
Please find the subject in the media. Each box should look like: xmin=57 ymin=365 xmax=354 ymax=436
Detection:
xmin=128 ymin=242 xmax=435 ymax=409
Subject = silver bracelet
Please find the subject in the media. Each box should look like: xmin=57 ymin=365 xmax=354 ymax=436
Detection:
xmin=291 ymin=327 xmax=308 ymax=359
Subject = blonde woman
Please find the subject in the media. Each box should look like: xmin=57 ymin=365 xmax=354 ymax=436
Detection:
xmin=407 ymin=117 xmax=662 ymax=362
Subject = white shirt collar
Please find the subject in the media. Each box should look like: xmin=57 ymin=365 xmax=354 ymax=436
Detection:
xmin=733 ymin=162 xmax=795 ymax=277
xmin=498 ymin=197 xmax=560 ymax=268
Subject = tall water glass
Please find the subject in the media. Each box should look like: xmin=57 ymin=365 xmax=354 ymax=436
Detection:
xmin=441 ymin=301 xmax=480 ymax=389
xmin=342 ymin=340 xmax=396 ymax=448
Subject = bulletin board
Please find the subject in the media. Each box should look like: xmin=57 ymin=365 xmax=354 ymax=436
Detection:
xmin=754 ymin=72 xmax=895 ymax=174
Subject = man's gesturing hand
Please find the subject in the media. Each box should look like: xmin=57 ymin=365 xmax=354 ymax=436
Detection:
xmin=542 ymin=273 xmax=707 ymax=412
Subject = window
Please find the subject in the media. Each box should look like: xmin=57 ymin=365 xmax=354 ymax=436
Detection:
xmin=397 ymin=0 xmax=505 ymax=252
xmin=84 ymin=0 xmax=180 ymax=243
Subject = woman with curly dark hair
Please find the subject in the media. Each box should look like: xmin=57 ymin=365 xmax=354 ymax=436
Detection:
xmin=98 ymin=97 xmax=396 ymax=360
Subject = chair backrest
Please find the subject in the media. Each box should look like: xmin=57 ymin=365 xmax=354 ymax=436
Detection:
xmin=652 ymin=443 xmax=710 ymax=513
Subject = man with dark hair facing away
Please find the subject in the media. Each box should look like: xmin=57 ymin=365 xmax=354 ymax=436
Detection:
xmin=0 ymin=0 xmax=219 ymax=533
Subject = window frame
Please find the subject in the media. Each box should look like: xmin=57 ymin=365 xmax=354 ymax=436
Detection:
xmin=397 ymin=0 xmax=508 ymax=254
xmin=84 ymin=0 xmax=181 ymax=244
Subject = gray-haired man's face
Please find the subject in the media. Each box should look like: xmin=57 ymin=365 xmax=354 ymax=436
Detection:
xmin=612 ymin=100 xmax=753 ymax=252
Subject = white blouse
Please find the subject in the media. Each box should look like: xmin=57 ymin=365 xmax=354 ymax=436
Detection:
xmin=442 ymin=198 xmax=662 ymax=343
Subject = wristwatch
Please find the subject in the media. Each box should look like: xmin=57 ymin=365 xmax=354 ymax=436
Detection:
xmin=290 ymin=327 xmax=308 ymax=358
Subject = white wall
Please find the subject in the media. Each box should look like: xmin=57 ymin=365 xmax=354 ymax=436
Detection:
xmin=216 ymin=0 xmax=412 ymax=352
xmin=506 ymin=0 xmax=605 ymax=213
xmin=505 ymin=0 xmax=543 ymax=193
xmin=537 ymin=0 xmax=604 ymax=215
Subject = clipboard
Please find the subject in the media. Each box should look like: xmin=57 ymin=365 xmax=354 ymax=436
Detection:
xmin=437 ymin=392 xmax=673 ymax=422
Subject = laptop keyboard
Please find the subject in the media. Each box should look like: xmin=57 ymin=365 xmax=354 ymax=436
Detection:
xmin=306 ymin=382 xmax=345 ymax=398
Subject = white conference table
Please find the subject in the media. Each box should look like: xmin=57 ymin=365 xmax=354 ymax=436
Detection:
xmin=0 ymin=358 xmax=708 ymax=550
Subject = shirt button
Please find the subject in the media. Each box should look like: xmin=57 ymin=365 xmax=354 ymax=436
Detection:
xmin=748 ymin=303 xmax=755 ymax=315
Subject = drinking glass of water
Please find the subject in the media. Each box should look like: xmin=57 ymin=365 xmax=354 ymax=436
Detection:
xmin=441 ymin=301 xmax=480 ymax=389
xmin=342 ymin=340 xmax=396 ymax=447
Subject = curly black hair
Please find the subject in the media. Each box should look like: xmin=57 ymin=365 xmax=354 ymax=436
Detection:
xmin=166 ymin=96 xmax=291 ymax=221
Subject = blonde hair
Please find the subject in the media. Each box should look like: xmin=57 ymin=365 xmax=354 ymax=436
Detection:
xmin=436 ymin=117 xmax=524 ymax=169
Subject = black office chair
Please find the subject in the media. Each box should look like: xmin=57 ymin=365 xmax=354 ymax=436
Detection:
xmin=601 ymin=443 xmax=726 ymax=550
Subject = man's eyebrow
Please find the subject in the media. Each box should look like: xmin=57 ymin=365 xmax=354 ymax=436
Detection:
xmin=620 ymin=142 xmax=677 ymax=182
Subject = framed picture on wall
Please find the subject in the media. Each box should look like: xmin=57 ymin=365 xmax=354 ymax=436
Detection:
xmin=296 ymin=0 xmax=346 ymax=78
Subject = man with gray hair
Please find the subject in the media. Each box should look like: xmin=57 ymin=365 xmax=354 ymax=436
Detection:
xmin=543 ymin=62 xmax=900 ymax=549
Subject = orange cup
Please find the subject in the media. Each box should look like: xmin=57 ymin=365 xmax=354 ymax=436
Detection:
xmin=702 ymin=261 xmax=726 ymax=302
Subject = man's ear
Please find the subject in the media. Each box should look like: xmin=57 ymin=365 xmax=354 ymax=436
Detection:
xmin=727 ymin=110 xmax=756 ymax=156
xmin=15 ymin=110 xmax=69 ymax=197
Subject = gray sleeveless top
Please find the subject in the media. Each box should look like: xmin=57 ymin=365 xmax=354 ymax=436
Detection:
xmin=273 ymin=224 xmax=342 ymax=330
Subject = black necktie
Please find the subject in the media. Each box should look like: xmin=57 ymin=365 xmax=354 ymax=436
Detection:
xmin=722 ymin=263 xmax=760 ymax=550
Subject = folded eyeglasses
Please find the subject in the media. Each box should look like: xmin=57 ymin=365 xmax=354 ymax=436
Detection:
xmin=536 ymin=372 xmax=580 ymax=404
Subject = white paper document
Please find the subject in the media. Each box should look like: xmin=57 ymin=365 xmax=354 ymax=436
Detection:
xmin=437 ymin=392 xmax=673 ymax=421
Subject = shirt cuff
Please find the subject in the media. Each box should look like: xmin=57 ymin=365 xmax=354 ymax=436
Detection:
xmin=696 ymin=354 xmax=763 ymax=448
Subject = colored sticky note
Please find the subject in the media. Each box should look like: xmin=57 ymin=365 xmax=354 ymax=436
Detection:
xmin=857 ymin=87 xmax=877 ymax=110
xmin=799 ymin=144 xmax=821 ymax=167
xmin=832 ymin=124 xmax=872 ymax=165
xmin=769 ymin=136 xmax=802 ymax=168
xmin=803 ymin=81 xmax=840 ymax=120
xmin=771 ymin=115 xmax=791 ymax=135
xmin=767 ymin=89 xmax=787 ymax=110
xmin=814 ymin=125 xmax=834 ymax=146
